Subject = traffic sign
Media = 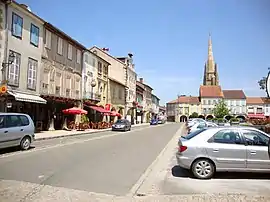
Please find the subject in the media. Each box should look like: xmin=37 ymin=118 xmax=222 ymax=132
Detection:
xmin=0 ymin=85 xmax=7 ymax=94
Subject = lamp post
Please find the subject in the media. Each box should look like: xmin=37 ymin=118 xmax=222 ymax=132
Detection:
xmin=1 ymin=51 xmax=15 ymax=112
xmin=1 ymin=51 xmax=15 ymax=83
xmin=90 ymin=79 xmax=97 ymax=100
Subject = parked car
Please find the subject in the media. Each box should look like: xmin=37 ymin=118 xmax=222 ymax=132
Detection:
xmin=187 ymin=118 xmax=206 ymax=128
xmin=150 ymin=119 xmax=158 ymax=125
xmin=188 ymin=121 xmax=218 ymax=133
xmin=0 ymin=113 xmax=35 ymax=150
xmin=112 ymin=119 xmax=131 ymax=132
xmin=176 ymin=126 xmax=270 ymax=179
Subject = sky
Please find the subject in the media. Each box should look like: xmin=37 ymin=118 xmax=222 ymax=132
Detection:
xmin=19 ymin=0 xmax=270 ymax=105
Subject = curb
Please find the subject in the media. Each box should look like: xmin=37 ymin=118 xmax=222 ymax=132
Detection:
xmin=35 ymin=123 xmax=150 ymax=141
xmin=127 ymin=124 xmax=185 ymax=197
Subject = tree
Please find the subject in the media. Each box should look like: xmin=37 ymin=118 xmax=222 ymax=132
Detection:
xmin=258 ymin=77 xmax=267 ymax=90
xmin=189 ymin=112 xmax=199 ymax=118
xmin=212 ymin=100 xmax=230 ymax=119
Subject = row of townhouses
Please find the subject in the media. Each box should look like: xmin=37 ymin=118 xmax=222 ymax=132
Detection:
xmin=166 ymin=34 xmax=269 ymax=122
xmin=166 ymin=85 xmax=270 ymax=122
xmin=0 ymin=1 xmax=164 ymax=131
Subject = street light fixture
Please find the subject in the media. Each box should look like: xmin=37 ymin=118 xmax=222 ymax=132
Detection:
xmin=90 ymin=79 xmax=97 ymax=99
xmin=1 ymin=51 xmax=16 ymax=83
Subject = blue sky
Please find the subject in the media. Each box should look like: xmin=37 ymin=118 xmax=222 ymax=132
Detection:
xmin=20 ymin=0 xmax=270 ymax=105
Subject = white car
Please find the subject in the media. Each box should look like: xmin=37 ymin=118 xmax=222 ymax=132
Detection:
xmin=187 ymin=118 xmax=206 ymax=128
xmin=188 ymin=121 xmax=218 ymax=134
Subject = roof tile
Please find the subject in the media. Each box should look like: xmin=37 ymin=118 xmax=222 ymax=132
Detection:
xmin=223 ymin=90 xmax=246 ymax=99
xmin=199 ymin=85 xmax=223 ymax=98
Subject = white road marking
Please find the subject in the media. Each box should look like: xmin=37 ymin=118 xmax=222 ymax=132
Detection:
xmin=0 ymin=124 xmax=168 ymax=159
xmin=38 ymin=175 xmax=44 ymax=179
xmin=127 ymin=124 xmax=184 ymax=197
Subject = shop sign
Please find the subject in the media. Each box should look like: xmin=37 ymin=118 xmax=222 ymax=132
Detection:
xmin=0 ymin=84 xmax=7 ymax=94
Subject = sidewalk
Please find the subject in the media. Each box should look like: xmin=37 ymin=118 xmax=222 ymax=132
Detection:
xmin=34 ymin=123 xmax=149 ymax=141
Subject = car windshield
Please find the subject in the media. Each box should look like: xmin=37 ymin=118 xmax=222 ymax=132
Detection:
xmin=182 ymin=128 xmax=207 ymax=140
xmin=116 ymin=120 xmax=125 ymax=124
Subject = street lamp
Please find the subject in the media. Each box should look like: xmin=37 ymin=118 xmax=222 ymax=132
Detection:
xmin=1 ymin=51 xmax=15 ymax=83
xmin=90 ymin=79 xmax=97 ymax=100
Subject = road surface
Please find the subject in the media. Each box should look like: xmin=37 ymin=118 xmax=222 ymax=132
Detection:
xmin=0 ymin=122 xmax=182 ymax=201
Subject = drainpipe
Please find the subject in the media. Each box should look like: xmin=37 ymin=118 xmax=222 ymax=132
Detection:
xmin=2 ymin=1 xmax=10 ymax=82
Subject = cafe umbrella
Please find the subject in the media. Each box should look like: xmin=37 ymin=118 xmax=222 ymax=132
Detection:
xmin=62 ymin=107 xmax=88 ymax=129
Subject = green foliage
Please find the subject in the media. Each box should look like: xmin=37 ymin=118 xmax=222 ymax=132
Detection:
xmin=81 ymin=114 xmax=89 ymax=123
xmin=189 ymin=112 xmax=199 ymax=118
xmin=212 ymin=100 xmax=230 ymax=119
xmin=230 ymin=117 xmax=239 ymax=122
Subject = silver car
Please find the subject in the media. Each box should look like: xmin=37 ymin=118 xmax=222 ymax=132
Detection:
xmin=188 ymin=122 xmax=218 ymax=133
xmin=176 ymin=126 xmax=270 ymax=179
xmin=0 ymin=113 xmax=35 ymax=150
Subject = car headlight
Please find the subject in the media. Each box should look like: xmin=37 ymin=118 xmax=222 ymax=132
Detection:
xmin=112 ymin=124 xmax=116 ymax=127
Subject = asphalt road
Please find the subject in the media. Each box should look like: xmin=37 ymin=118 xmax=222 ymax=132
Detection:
xmin=0 ymin=122 xmax=181 ymax=197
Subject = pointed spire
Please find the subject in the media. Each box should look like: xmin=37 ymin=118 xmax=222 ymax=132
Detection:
xmin=208 ymin=33 xmax=214 ymax=63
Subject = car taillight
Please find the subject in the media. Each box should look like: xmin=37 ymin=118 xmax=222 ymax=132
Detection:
xmin=178 ymin=145 xmax=187 ymax=152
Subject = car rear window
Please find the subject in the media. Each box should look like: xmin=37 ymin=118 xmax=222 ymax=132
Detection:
xmin=183 ymin=128 xmax=207 ymax=140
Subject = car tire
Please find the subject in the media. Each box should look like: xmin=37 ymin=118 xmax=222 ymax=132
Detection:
xmin=20 ymin=136 xmax=31 ymax=150
xmin=191 ymin=159 xmax=215 ymax=179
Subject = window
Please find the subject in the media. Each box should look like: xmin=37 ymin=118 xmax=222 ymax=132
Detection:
xmin=104 ymin=65 xmax=108 ymax=75
xmin=68 ymin=44 xmax=72 ymax=60
xmin=19 ymin=115 xmax=29 ymax=126
xmin=257 ymin=107 xmax=263 ymax=113
xmin=196 ymin=122 xmax=206 ymax=129
xmin=57 ymin=37 xmax=63 ymax=55
xmin=8 ymin=51 xmax=21 ymax=86
xmin=30 ymin=24 xmax=39 ymax=47
xmin=203 ymin=100 xmax=206 ymax=105
xmin=118 ymin=89 xmax=123 ymax=99
xmin=0 ymin=115 xmax=5 ymax=129
xmin=66 ymin=89 xmax=70 ymax=97
xmin=55 ymin=86 xmax=60 ymax=95
xmin=12 ymin=13 xmax=23 ymax=38
xmin=182 ymin=128 xmax=207 ymax=140
xmin=208 ymin=100 xmax=211 ymax=105
xmin=241 ymin=129 xmax=269 ymax=146
xmin=76 ymin=49 xmax=81 ymax=64
xmin=98 ymin=62 xmax=102 ymax=73
xmin=84 ymin=54 xmax=89 ymax=64
xmin=209 ymin=129 xmax=242 ymax=144
xmin=27 ymin=58 xmax=38 ymax=90
xmin=92 ymin=58 xmax=96 ymax=67
xmin=6 ymin=115 xmax=21 ymax=128
xmin=112 ymin=87 xmax=116 ymax=99
xmin=45 ymin=29 xmax=51 ymax=49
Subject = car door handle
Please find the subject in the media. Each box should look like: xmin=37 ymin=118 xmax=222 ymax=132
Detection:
xmin=250 ymin=150 xmax=256 ymax=155
xmin=4 ymin=131 xmax=8 ymax=133
xmin=20 ymin=129 xmax=24 ymax=131
xmin=213 ymin=148 xmax=219 ymax=152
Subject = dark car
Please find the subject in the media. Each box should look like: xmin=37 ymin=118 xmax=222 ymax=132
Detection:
xmin=150 ymin=119 xmax=158 ymax=125
xmin=112 ymin=119 xmax=131 ymax=132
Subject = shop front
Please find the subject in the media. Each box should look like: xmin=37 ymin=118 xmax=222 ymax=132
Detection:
xmin=0 ymin=90 xmax=47 ymax=131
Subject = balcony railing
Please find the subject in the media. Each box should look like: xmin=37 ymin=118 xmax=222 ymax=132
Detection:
xmin=83 ymin=92 xmax=101 ymax=101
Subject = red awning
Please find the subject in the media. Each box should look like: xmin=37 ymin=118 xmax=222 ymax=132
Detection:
xmin=110 ymin=111 xmax=121 ymax=117
xmin=88 ymin=105 xmax=111 ymax=114
xmin=247 ymin=114 xmax=265 ymax=119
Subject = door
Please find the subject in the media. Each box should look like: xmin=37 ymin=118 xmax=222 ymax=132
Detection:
xmin=240 ymin=129 xmax=270 ymax=170
xmin=4 ymin=115 xmax=26 ymax=147
xmin=0 ymin=115 xmax=9 ymax=149
xmin=205 ymin=129 xmax=247 ymax=170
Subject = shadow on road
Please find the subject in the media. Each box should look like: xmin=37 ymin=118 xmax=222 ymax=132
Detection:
xmin=171 ymin=165 xmax=270 ymax=180
xmin=0 ymin=146 xmax=35 ymax=155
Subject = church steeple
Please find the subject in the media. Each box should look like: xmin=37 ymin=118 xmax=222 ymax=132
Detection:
xmin=203 ymin=33 xmax=219 ymax=86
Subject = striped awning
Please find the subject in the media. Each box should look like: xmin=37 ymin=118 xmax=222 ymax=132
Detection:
xmin=8 ymin=91 xmax=47 ymax=104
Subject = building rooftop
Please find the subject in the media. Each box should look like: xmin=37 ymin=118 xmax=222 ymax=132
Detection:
xmin=223 ymin=90 xmax=246 ymax=99
xmin=199 ymin=85 xmax=223 ymax=98
xmin=247 ymin=97 xmax=265 ymax=104
xmin=167 ymin=96 xmax=200 ymax=104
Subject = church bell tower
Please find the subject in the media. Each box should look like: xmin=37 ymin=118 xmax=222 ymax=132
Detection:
xmin=203 ymin=34 xmax=219 ymax=86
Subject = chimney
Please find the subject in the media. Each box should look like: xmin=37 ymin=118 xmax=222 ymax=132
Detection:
xmin=102 ymin=48 xmax=109 ymax=52
xmin=139 ymin=78 xmax=143 ymax=83
xmin=20 ymin=4 xmax=31 ymax=12
xmin=128 ymin=53 xmax=133 ymax=58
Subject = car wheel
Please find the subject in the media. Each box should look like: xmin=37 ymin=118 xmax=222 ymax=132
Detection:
xmin=191 ymin=159 xmax=215 ymax=179
xmin=20 ymin=136 xmax=31 ymax=150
